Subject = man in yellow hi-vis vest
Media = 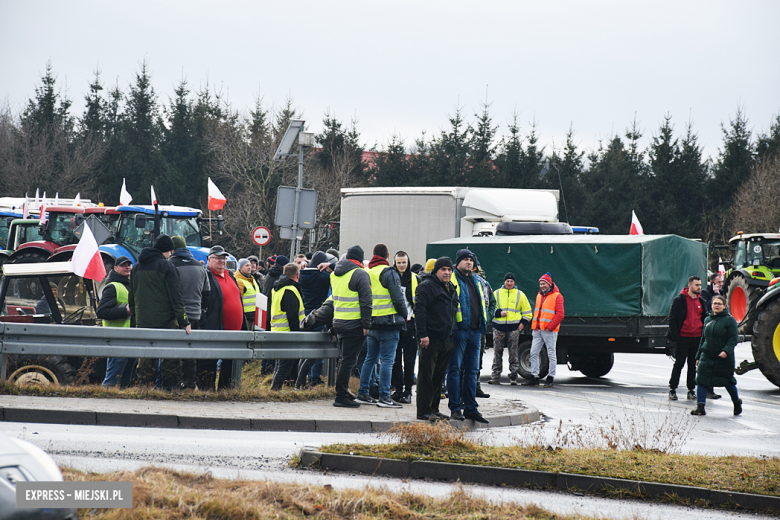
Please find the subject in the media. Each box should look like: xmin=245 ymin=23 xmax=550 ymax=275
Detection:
xmin=98 ymin=256 xmax=135 ymax=387
xmin=330 ymin=245 xmax=373 ymax=408
xmin=270 ymin=263 xmax=306 ymax=391
xmin=522 ymin=272 xmax=565 ymax=388
xmin=490 ymin=272 xmax=532 ymax=385
xmin=356 ymin=244 xmax=408 ymax=408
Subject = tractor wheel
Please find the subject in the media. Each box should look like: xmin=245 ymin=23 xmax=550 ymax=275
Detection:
xmin=571 ymin=352 xmax=615 ymax=378
xmin=10 ymin=249 xmax=51 ymax=264
xmin=7 ymin=355 xmax=76 ymax=387
xmin=727 ymin=273 xmax=761 ymax=334
xmin=517 ymin=338 xmax=548 ymax=380
xmin=751 ymin=299 xmax=780 ymax=388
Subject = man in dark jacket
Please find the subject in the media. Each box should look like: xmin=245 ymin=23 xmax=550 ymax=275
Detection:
xmin=99 ymin=256 xmax=135 ymax=387
xmin=261 ymin=254 xmax=289 ymax=374
xmin=170 ymin=235 xmax=210 ymax=389
xmin=391 ymin=251 xmax=418 ymax=404
xmin=331 ymin=245 xmax=372 ymax=408
xmin=415 ymin=257 xmax=459 ymax=421
xmin=356 ymin=244 xmax=408 ymax=408
xmin=128 ymin=234 xmax=191 ymax=389
xmin=297 ymin=250 xmax=332 ymax=386
xmin=270 ymin=263 xmax=306 ymax=390
xmin=700 ymin=273 xmax=724 ymax=314
xmin=666 ymin=275 xmax=706 ymax=401
xmin=198 ymin=245 xmax=245 ymax=390
xmin=448 ymin=249 xmax=489 ymax=424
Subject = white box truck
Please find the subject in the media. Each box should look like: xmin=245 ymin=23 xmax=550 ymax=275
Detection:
xmin=338 ymin=187 xmax=560 ymax=264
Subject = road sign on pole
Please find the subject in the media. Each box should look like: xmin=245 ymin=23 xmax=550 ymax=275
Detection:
xmin=252 ymin=226 xmax=271 ymax=247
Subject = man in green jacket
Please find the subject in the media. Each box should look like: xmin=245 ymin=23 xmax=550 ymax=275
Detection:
xmin=129 ymin=234 xmax=191 ymax=389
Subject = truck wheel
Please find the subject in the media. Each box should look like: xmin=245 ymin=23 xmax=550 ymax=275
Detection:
xmin=10 ymin=250 xmax=51 ymax=264
xmin=7 ymin=355 xmax=76 ymax=387
xmin=727 ymin=274 xmax=761 ymax=334
xmin=576 ymin=353 xmax=615 ymax=378
xmin=517 ymin=338 xmax=548 ymax=380
xmin=751 ymin=299 xmax=780 ymax=388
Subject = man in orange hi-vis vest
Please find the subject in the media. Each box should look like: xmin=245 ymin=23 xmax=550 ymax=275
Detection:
xmin=522 ymin=272 xmax=564 ymax=388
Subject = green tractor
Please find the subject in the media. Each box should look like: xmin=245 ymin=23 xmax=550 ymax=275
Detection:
xmin=722 ymin=233 xmax=780 ymax=333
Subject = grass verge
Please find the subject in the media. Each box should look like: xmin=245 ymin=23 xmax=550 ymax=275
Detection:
xmin=63 ymin=466 xmax=594 ymax=519
xmin=317 ymin=421 xmax=780 ymax=498
xmin=0 ymin=361 xmax=337 ymax=402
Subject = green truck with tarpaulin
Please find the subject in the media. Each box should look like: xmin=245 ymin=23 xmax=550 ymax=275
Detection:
xmin=427 ymin=234 xmax=707 ymax=379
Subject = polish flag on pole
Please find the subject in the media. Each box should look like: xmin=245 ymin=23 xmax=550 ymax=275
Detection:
xmin=34 ymin=189 xmax=40 ymax=211
xmin=73 ymin=193 xmax=81 ymax=207
xmin=39 ymin=192 xmax=47 ymax=224
xmin=630 ymin=210 xmax=644 ymax=235
xmin=718 ymin=257 xmax=726 ymax=278
xmin=22 ymin=195 xmax=30 ymax=219
xmin=151 ymin=185 xmax=158 ymax=205
xmin=54 ymin=193 xmax=59 ymax=206
xmin=71 ymin=222 xmax=106 ymax=281
xmin=207 ymin=178 xmax=226 ymax=211
xmin=255 ymin=292 xmax=268 ymax=330
xmin=119 ymin=178 xmax=133 ymax=206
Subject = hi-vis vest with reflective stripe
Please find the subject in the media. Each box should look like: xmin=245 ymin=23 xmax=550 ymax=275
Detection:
xmin=410 ymin=273 xmax=418 ymax=318
xmin=331 ymin=269 xmax=362 ymax=321
xmin=532 ymin=291 xmax=561 ymax=332
xmin=368 ymin=265 xmax=397 ymax=317
xmin=492 ymin=288 xmax=532 ymax=327
xmin=451 ymin=272 xmax=488 ymax=324
xmin=103 ymin=282 xmax=131 ymax=328
xmin=237 ymin=274 xmax=260 ymax=313
xmin=270 ymin=285 xmax=305 ymax=331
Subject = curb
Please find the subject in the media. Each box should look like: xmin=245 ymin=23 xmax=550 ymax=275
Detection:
xmin=0 ymin=405 xmax=540 ymax=433
xmin=299 ymin=450 xmax=780 ymax=513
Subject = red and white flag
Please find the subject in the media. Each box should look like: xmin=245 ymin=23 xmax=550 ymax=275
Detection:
xmin=33 ymin=189 xmax=40 ymax=211
xmin=718 ymin=257 xmax=726 ymax=278
xmin=22 ymin=195 xmax=30 ymax=219
xmin=39 ymin=192 xmax=47 ymax=224
xmin=207 ymin=178 xmax=226 ymax=211
xmin=151 ymin=185 xmax=158 ymax=205
xmin=54 ymin=192 xmax=59 ymax=206
xmin=120 ymin=178 xmax=133 ymax=206
xmin=255 ymin=292 xmax=268 ymax=330
xmin=630 ymin=210 xmax=644 ymax=235
xmin=71 ymin=222 xmax=107 ymax=281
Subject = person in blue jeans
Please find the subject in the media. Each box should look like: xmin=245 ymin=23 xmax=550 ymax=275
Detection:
xmin=357 ymin=244 xmax=408 ymax=408
xmin=447 ymin=249 xmax=490 ymax=424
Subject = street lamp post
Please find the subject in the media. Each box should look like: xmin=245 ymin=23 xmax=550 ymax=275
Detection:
xmin=273 ymin=119 xmax=313 ymax=259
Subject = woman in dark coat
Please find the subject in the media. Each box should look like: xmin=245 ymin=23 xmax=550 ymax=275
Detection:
xmin=692 ymin=295 xmax=742 ymax=416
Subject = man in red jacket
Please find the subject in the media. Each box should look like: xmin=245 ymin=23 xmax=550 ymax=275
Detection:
xmin=666 ymin=276 xmax=706 ymax=401
xmin=522 ymin=272 xmax=564 ymax=388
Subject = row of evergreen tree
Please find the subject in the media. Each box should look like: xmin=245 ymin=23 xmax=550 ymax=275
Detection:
xmin=1 ymin=61 xmax=778 ymax=256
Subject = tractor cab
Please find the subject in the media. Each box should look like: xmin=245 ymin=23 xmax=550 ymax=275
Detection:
xmin=724 ymin=233 xmax=780 ymax=331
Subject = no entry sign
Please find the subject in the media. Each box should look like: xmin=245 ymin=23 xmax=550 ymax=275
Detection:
xmin=252 ymin=226 xmax=271 ymax=247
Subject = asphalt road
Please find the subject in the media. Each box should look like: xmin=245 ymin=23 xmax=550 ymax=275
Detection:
xmin=3 ymin=341 xmax=778 ymax=519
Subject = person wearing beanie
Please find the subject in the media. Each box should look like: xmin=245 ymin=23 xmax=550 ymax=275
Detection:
xmin=295 ymin=251 xmax=333 ymax=388
xmin=258 ymin=254 xmax=289 ymax=375
xmin=128 ymin=233 xmax=191 ymax=390
xmin=489 ymin=272 xmax=532 ymax=386
xmin=169 ymin=235 xmax=210 ymax=389
xmin=355 ymin=244 xmax=408 ymax=408
xmin=411 ymin=263 xmax=423 ymax=275
xmin=522 ymin=272 xmax=565 ymax=388
xmin=330 ymin=244 xmax=373 ymax=408
xmin=447 ymin=249 xmax=490 ymax=424
xmin=235 ymin=258 xmax=261 ymax=326
xmin=424 ymin=258 xmax=436 ymax=273
xmin=414 ymin=256 xmax=459 ymax=422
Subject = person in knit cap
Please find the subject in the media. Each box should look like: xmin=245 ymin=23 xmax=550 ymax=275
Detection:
xmin=414 ymin=256 xmax=459 ymax=421
xmin=489 ymin=272 xmax=532 ymax=385
xmin=128 ymin=233 xmax=191 ymax=389
xmin=330 ymin=244 xmax=373 ymax=408
xmin=522 ymin=272 xmax=564 ymax=388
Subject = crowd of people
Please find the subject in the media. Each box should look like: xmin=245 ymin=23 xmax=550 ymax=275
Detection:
xmin=95 ymin=235 xmax=743 ymax=421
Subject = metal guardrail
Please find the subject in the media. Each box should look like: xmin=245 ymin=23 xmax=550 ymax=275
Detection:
xmin=0 ymin=323 xmax=338 ymax=386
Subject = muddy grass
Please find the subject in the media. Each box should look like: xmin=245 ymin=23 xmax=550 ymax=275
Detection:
xmin=0 ymin=361 xmax=339 ymax=402
xmin=317 ymin=422 xmax=780 ymax=498
xmin=63 ymin=466 xmax=594 ymax=519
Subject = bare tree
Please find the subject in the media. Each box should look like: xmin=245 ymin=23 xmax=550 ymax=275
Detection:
xmin=729 ymin=154 xmax=780 ymax=234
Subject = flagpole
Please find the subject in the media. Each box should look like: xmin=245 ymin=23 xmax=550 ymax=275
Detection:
xmin=209 ymin=209 xmax=213 ymax=244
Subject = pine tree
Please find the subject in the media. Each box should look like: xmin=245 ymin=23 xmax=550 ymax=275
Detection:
xmin=494 ymin=113 xmax=523 ymax=188
xmin=755 ymin=113 xmax=780 ymax=163
xmin=80 ymin=68 xmax=106 ymax=138
xmin=709 ymin=107 xmax=754 ymax=211
xmin=545 ymin=126 xmax=586 ymax=224
xmin=21 ymin=61 xmax=73 ymax=136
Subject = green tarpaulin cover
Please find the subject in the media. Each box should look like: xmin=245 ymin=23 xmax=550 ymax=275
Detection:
xmin=426 ymin=235 xmax=706 ymax=318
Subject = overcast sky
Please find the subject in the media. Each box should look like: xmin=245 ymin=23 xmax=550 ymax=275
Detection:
xmin=2 ymin=1 xmax=778 ymax=161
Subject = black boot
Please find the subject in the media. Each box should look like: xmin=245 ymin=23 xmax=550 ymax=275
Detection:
xmin=733 ymin=399 xmax=743 ymax=416
xmin=475 ymin=383 xmax=490 ymax=398
xmin=691 ymin=403 xmax=706 ymax=416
